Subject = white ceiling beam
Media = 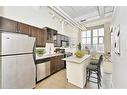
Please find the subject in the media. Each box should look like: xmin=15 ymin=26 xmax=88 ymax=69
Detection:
xmin=98 ymin=6 xmax=104 ymax=18
xmin=83 ymin=16 xmax=112 ymax=27
xmin=48 ymin=6 xmax=87 ymax=31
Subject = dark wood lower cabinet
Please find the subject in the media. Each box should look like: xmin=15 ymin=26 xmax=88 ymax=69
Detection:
xmin=50 ymin=55 xmax=65 ymax=74
xmin=56 ymin=55 xmax=64 ymax=71
xmin=50 ymin=57 xmax=56 ymax=74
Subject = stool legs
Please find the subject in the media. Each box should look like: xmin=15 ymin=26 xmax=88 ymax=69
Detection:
xmin=85 ymin=69 xmax=89 ymax=87
xmin=85 ymin=69 xmax=102 ymax=89
xmin=97 ymin=72 xmax=100 ymax=89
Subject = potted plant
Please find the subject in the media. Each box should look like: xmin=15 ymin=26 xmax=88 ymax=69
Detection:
xmin=36 ymin=48 xmax=46 ymax=57
xmin=77 ymin=43 xmax=82 ymax=50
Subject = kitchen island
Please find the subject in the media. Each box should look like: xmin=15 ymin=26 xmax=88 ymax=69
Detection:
xmin=62 ymin=55 xmax=91 ymax=88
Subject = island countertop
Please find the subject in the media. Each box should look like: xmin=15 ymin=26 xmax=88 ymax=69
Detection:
xmin=62 ymin=55 xmax=91 ymax=63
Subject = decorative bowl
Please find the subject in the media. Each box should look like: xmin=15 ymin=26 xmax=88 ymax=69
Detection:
xmin=74 ymin=50 xmax=85 ymax=58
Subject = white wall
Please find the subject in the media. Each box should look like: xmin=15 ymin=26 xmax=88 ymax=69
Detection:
xmin=1 ymin=6 xmax=80 ymax=53
xmin=112 ymin=7 xmax=127 ymax=88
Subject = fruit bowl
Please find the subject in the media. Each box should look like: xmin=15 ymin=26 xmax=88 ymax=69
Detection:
xmin=74 ymin=50 xmax=85 ymax=58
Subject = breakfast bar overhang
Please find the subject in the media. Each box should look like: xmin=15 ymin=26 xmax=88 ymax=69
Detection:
xmin=62 ymin=55 xmax=91 ymax=88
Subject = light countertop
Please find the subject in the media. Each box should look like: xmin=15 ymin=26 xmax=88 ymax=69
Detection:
xmin=36 ymin=53 xmax=64 ymax=60
xmin=62 ymin=55 xmax=91 ymax=63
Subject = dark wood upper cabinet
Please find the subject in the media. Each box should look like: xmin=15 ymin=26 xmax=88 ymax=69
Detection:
xmin=0 ymin=17 xmax=48 ymax=47
xmin=54 ymin=33 xmax=69 ymax=47
xmin=30 ymin=27 xmax=46 ymax=47
xmin=17 ymin=22 xmax=31 ymax=35
xmin=17 ymin=23 xmax=47 ymax=47
xmin=43 ymin=27 xmax=57 ymax=43
xmin=0 ymin=17 xmax=18 ymax=32
xmin=54 ymin=34 xmax=62 ymax=47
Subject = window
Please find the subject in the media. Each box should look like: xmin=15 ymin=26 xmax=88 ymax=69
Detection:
xmin=81 ymin=27 xmax=104 ymax=52
xmin=93 ymin=37 xmax=98 ymax=44
xmin=87 ymin=38 xmax=91 ymax=44
xmin=93 ymin=29 xmax=98 ymax=36
xmin=92 ymin=28 xmax=104 ymax=52
xmin=81 ymin=30 xmax=91 ymax=46
xmin=82 ymin=38 xmax=86 ymax=44
xmin=99 ymin=28 xmax=104 ymax=36
xmin=87 ymin=30 xmax=91 ymax=37
xmin=99 ymin=37 xmax=103 ymax=44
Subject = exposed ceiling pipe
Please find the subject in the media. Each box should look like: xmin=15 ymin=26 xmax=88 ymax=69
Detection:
xmin=48 ymin=6 xmax=87 ymax=31
xmin=55 ymin=6 xmax=87 ymax=30
xmin=48 ymin=7 xmax=75 ymax=27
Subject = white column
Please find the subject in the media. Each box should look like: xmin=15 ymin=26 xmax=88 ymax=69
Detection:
xmin=104 ymin=23 xmax=111 ymax=54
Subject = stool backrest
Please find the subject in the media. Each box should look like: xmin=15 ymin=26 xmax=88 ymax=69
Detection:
xmin=98 ymin=55 xmax=103 ymax=68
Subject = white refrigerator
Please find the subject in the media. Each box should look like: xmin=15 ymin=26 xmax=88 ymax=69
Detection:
xmin=0 ymin=32 xmax=36 ymax=89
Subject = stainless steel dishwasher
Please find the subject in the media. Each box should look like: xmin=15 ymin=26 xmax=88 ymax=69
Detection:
xmin=36 ymin=58 xmax=50 ymax=82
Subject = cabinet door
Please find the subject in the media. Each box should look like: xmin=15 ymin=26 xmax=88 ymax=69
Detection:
xmin=30 ymin=26 xmax=37 ymax=40
xmin=65 ymin=36 xmax=69 ymax=41
xmin=50 ymin=57 xmax=56 ymax=74
xmin=55 ymin=56 xmax=61 ymax=71
xmin=37 ymin=29 xmax=46 ymax=47
xmin=30 ymin=27 xmax=46 ymax=47
xmin=57 ymin=55 xmax=64 ymax=70
xmin=47 ymin=30 xmax=53 ymax=43
xmin=31 ymin=27 xmax=40 ymax=47
xmin=60 ymin=55 xmax=65 ymax=69
xmin=55 ymin=34 xmax=61 ymax=47
xmin=0 ymin=17 xmax=17 ymax=32
xmin=41 ymin=29 xmax=47 ymax=47
xmin=61 ymin=35 xmax=64 ymax=40
xmin=17 ymin=22 xmax=31 ymax=35
xmin=37 ymin=29 xmax=43 ymax=47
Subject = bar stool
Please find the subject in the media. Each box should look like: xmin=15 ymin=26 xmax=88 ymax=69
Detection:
xmin=85 ymin=55 xmax=103 ymax=89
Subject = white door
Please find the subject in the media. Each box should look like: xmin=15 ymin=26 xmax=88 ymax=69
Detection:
xmin=1 ymin=56 xmax=17 ymax=89
xmin=16 ymin=54 xmax=36 ymax=88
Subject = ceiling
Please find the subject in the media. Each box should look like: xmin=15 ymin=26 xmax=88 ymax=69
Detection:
xmin=48 ymin=6 xmax=114 ymax=30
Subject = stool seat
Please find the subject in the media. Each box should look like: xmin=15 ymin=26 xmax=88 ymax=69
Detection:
xmin=90 ymin=59 xmax=98 ymax=65
xmin=87 ymin=64 xmax=98 ymax=71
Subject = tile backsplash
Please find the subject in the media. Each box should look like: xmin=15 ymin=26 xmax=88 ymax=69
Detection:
xmin=36 ymin=43 xmax=77 ymax=56
xmin=45 ymin=43 xmax=55 ymax=54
